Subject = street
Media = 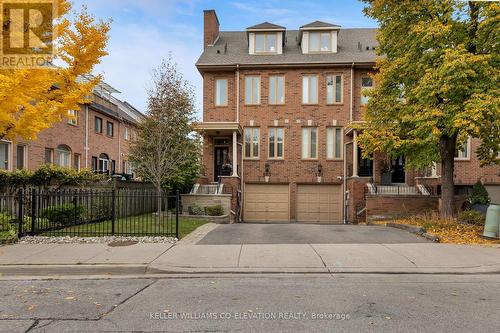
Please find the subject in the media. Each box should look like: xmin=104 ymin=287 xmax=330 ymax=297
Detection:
xmin=1 ymin=274 xmax=499 ymax=333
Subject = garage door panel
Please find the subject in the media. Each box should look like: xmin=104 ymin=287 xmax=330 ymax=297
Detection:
xmin=297 ymin=185 xmax=342 ymax=223
xmin=244 ymin=184 xmax=290 ymax=222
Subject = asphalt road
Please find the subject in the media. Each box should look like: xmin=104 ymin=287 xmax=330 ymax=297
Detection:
xmin=197 ymin=224 xmax=428 ymax=244
xmin=1 ymin=274 xmax=499 ymax=332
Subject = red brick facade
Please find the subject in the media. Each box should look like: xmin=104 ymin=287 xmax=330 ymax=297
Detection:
xmin=1 ymin=92 xmax=140 ymax=175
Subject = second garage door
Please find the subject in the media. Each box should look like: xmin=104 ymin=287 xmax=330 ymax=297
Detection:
xmin=296 ymin=185 xmax=342 ymax=223
xmin=244 ymin=184 xmax=290 ymax=222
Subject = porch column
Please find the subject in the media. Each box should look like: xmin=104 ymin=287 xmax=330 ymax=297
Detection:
xmin=232 ymin=130 xmax=238 ymax=177
xmin=353 ymin=130 xmax=359 ymax=177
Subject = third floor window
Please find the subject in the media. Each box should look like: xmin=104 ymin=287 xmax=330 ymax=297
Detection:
xmin=302 ymin=75 xmax=318 ymax=104
xmin=269 ymin=76 xmax=285 ymax=105
xmin=245 ymin=76 xmax=261 ymax=105
xmin=255 ymin=33 xmax=277 ymax=53
xmin=309 ymin=32 xmax=331 ymax=52
xmin=327 ymin=74 xmax=343 ymax=104
xmin=95 ymin=117 xmax=103 ymax=133
xmin=215 ymin=79 xmax=228 ymax=106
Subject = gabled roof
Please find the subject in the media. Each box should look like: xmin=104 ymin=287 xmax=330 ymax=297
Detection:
xmin=300 ymin=20 xmax=341 ymax=29
xmin=247 ymin=22 xmax=286 ymax=31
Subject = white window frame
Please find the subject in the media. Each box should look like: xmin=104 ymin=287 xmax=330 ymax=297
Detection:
xmin=245 ymin=76 xmax=261 ymax=105
xmin=124 ymin=127 xmax=130 ymax=140
xmin=244 ymin=127 xmax=260 ymax=159
xmin=67 ymin=110 xmax=78 ymax=126
xmin=215 ymin=79 xmax=228 ymax=106
xmin=455 ymin=137 xmax=471 ymax=160
xmin=56 ymin=146 xmax=72 ymax=168
xmin=268 ymin=127 xmax=284 ymax=159
xmin=361 ymin=76 xmax=374 ymax=106
xmin=327 ymin=127 xmax=343 ymax=160
xmin=302 ymin=127 xmax=318 ymax=160
xmin=254 ymin=33 xmax=278 ymax=53
xmin=106 ymin=121 xmax=114 ymax=137
xmin=268 ymin=75 xmax=285 ymax=105
xmin=309 ymin=32 xmax=331 ymax=52
xmin=327 ymin=74 xmax=343 ymax=104
xmin=74 ymin=154 xmax=81 ymax=171
xmin=0 ymin=141 xmax=12 ymax=171
xmin=302 ymin=75 xmax=319 ymax=104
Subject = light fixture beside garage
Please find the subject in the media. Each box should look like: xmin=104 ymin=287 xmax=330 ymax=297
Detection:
xmin=317 ymin=164 xmax=323 ymax=183
xmin=264 ymin=162 xmax=271 ymax=183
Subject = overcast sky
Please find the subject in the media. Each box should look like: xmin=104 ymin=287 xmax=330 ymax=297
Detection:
xmin=72 ymin=0 xmax=377 ymax=118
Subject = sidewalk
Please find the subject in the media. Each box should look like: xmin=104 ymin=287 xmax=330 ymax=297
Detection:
xmin=1 ymin=241 xmax=500 ymax=277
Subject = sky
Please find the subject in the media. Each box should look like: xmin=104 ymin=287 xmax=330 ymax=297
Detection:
xmin=71 ymin=0 xmax=377 ymax=117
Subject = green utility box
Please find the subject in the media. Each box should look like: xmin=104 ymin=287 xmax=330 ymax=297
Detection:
xmin=483 ymin=204 xmax=500 ymax=239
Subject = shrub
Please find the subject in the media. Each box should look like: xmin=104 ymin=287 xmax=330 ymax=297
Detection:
xmin=0 ymin=212 xmax=17 ymax=243
xmin=205 ymin=205 xmax=225 ymax=217
xmin=470 ymin=181 xmax=490 ymax=205
xmin=188 ymin=204 xmax=204 ymax=216
xmin=40 ymin=204 xmax=84 ymax=226
xmin=458 ymin=210 xmax=485 ymax=226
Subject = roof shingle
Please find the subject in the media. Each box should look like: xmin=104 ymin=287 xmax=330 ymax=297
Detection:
xmin=247 ymin=22 xmax=286 ymax=30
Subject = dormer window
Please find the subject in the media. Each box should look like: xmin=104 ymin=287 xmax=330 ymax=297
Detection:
xmin=309 ymin=32 xmax=331 ymax=52
xmin=299 ymin=21 xmax=341 ymax=55
xmin=246 ymin=22 xmax=286 ymax=55
xmin=255 ymin=33 xmax=277 ymax=53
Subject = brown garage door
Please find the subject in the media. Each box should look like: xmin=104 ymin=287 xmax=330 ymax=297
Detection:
xmin=486 ymin=185 xmax=500 ymax=204
xmin=296 ymin=185 xmax=342 ymax=223
xmin=244 ymin=184 xmax=290 ymax=222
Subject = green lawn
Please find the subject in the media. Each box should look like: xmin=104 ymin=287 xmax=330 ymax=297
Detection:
xmin=42 ymin=214 xmax=208 ymax=239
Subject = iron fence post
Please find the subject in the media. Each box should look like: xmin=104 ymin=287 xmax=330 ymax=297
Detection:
xmin=175 ymin=190 xmax=180 ymax=239
xmin=17 ymin=189 xmax=24 ymax=238
xmin=31 ymin=189 xmax=37 ymax=236
xmin=111 ymin=189 xmax=116 ymax=236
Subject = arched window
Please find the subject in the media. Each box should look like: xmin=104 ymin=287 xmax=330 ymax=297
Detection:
xmin=56 ymin=145 xmax=71 ymax=168
xmin=99 ymin=153 xmax=110 ymax=172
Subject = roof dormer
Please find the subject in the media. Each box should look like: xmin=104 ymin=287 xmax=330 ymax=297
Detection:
xmin=299 ymin=21 xmax=341 ymax=54
xmin=246 ymin=22 xmax=286 ymax=55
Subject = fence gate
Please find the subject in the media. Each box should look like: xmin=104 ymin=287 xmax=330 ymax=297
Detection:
xmin=0 ymin=189 xmax=179 ymax=239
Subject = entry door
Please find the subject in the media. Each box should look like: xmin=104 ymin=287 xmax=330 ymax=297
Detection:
xmin=214 ymin=147 xmax=229 ymax=181
xmin=392 ymin=156 xmax=406 ymax=183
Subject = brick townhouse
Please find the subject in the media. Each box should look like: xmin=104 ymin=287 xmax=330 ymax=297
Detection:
xmin=0 ymin=80 xmax=143 ymax=177
xmin=193 ymin=10 xmax=500 ymax=223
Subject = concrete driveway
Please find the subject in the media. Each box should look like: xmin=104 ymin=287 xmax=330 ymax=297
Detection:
xmin=197 ymin=223 xmax=429 ymax=245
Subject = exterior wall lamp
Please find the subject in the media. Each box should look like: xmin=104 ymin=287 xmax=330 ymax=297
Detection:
xmin=264 ymin=162 xmax=271 ymax=183
xmin=317 ymin=164 xmax=323 ymax=183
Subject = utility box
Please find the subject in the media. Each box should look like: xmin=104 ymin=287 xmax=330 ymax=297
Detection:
xmin=483 ymin=204 xmax=500 ymax=239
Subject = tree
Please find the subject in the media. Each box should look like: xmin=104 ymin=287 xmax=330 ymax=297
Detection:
xmin=357 ymin=0 xmax=499 ymax=218
xmin=0 ymin=0 xmax=110 ymax=141
xmin=129 ymin=58 xmax=201 ymax=201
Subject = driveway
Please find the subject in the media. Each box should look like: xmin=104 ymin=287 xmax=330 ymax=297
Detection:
xmin=197 ymin=223 xmax=428 ymax=245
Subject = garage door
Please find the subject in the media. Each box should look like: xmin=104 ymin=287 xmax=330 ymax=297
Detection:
xmin=296 ymin=185 xmax=342 ymax=223
xmin=486 ymin=185 xmax=500 ymax=204
xmin=244 ymin=184 xmax=290 ymax=222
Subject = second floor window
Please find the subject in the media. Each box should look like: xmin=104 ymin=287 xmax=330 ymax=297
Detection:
xmin=106 ymin=121 xmax=114 ymax=137
xmin=124 ymin=127 xmax=130 ymax=140
xmin=327 ymin=127 xmax=343 ymax=159
xmin=95 ymin=117 xmax=103 ymax=133
xmin=244 ymin=127 xmax=260 ymax=159
xmin=255 ymin=33 xmax=277 ymax=53
xmin=67 ymin=110 xmax=78 ymax=126
xmin=309 ymin=32 xmax=331 ymax=52
xmin=269 ymin=76 xmax=285 ymax=105
xmin=0 ymin=142 xmax=10 ymax=170
xmin=245 ymin=76 xmax=261 ymax=105
xmin=302 ymin=127 xmax=318 ymax=159
xmin=74 ymin=154 xmax=81 ymax=171
xmin=302 ymin=75 xmax=318 ymax=104
xmin=44 ymin=148 xmax=54 ymax=164
xmin=361 ymin=76 xmax=374 ymax=105
xmin=56 ymin=145 xmax=71 ymax=168
xmin=215 ymin=79 xmax=228 ymax=106
xmin=16 ymin=144 xmax=27 ymax=169
xmin=327 ymin=74 xmax=343 ymax=104
xmin=269 ymin=128 xmax=284 ymax=159
xmin=455 ymin=138 xmax=471 ymax=160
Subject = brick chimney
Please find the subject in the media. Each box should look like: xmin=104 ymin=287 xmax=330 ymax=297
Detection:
xmin=204 ymin=10 xmax=219 ymax=49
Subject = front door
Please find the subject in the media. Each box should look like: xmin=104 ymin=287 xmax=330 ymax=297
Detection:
xmin=391 ymin=156 xmax=406 ymax=183
xmin=214 ymin=147 xmax=229 ymax=181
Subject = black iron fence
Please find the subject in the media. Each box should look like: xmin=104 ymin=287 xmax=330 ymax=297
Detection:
xmin=0 ymin=189 xmax=179 ymax=238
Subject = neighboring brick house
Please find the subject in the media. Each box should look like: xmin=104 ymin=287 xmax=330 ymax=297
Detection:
xmin=193 ymin=10 xmax=500 ymax=223
xmin=0 ymin=80 xmax=143 ymax=177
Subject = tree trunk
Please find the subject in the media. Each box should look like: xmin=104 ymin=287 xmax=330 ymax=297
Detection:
xmin=439 ymin=135 xmax=457 ymax=219
xmin=156 ymin=183 xmax=162 ymax=219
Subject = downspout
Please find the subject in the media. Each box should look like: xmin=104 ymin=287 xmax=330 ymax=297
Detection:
xmin=350 ymin=62 xmax=354 ymax=122
xmin=343 ymin=140 xmax=353 ymax=224
xmin=236 ymin=64 xmax=240 ymax=122
xmin=84 ymin=105 xmax=89 ymax=169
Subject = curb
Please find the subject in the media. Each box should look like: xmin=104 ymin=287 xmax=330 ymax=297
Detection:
xmin=385 ymin=222 xmax=440 ymax=242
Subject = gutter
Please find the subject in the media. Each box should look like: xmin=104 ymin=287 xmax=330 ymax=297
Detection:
xmin=236 ymin=64 xmax=240 ymax=122
xmin=350 ymin=62 xmax=354 ymax=122
xmin=84 ymin=105 xmax=89 ymax=168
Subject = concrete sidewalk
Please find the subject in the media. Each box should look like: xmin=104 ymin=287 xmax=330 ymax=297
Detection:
xmin=1 ymin=241 xmax=500 ymax=277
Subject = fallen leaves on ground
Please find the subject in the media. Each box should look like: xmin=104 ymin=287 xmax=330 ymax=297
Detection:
xmin=375 ymin=216 xmax=500 ymax=245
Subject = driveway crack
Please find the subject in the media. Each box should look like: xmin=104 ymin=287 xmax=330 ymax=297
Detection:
xmin=237 ymin=244 xmax=243 ymax=268
xmin=308 ymin=244 xmax=334 ymax=276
